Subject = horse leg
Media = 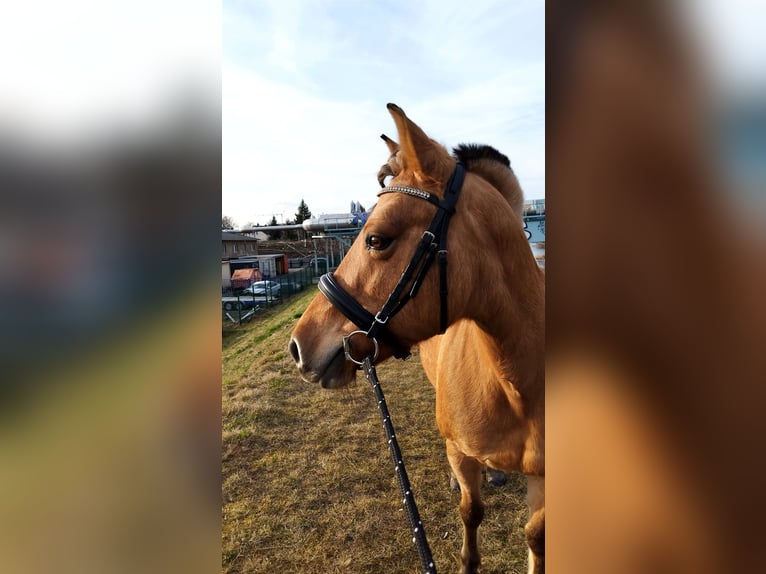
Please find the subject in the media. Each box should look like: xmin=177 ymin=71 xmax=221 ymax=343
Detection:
xmin=449 ymin=466 xmax=506 ymax=491
xmin=525 ymin=474 xmax=545 ymax=574
xmin=449 ymin=469 xmax=460 ymax=491
xmin=446 ymin=440 xmax=484 ymax=574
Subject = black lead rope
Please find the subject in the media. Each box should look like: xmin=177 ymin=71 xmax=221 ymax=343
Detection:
xmin=362 ymin=357 xmax=437 ymax=574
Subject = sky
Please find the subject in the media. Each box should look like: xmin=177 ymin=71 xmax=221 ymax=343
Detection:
xmin=0 ymin=0 xmax=219 ymax=140
xmin=681 ymin=0 xmax=766 ymax=98
xmin=222 ymin=0 xmax=545 ymax=227
xmin=0 ymin=1 xmax=758 ymax=228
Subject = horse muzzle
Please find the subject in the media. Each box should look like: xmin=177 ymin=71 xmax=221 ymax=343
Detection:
xmin=288 ymin=336 xmax=356 ymax=389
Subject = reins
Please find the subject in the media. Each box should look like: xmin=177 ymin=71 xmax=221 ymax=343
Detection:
xmin=316 ymin=163 xmax=467 ymax=574
xmin=363 ymin=357 xmax=436 ymax=574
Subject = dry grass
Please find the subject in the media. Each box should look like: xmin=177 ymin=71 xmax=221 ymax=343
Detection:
xmin=222 ymin=288 xmax=529 ymax=573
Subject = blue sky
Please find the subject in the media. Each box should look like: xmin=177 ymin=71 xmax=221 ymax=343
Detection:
xmin=222 ymin=0 xmax=545 ymax=226
xmin=0 ymin=1 xmax=759 ymax=228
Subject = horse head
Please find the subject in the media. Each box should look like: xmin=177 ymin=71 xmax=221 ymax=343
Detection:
xmin=290 ymin=103 xmax=534 ymax=388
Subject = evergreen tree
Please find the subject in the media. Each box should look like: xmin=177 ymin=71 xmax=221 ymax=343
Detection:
xmin=294 ymin=199 xmax=312 ymax=224
xmin=294 ymin=200 xmax=312 ymax=240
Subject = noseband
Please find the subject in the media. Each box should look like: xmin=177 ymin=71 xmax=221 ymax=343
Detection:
xmin=318 ymin=162 xmax=466 ymax=364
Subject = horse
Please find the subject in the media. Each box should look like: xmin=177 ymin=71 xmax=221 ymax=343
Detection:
xmin=289 ymin=103 xmax=545 ymax=574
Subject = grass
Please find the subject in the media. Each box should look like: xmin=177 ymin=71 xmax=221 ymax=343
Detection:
xmin=222 ymin=288 xmax=529 ymax=573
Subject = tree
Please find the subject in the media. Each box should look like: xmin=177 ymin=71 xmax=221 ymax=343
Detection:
xmin=267 ymin=215 xmax=282 ymax=239
xmin=294 ymin=199 xmax=312 ymax=224
xmin=283 ymin=218 xmax=299 ymax=240
xmin=294 ymin=200 xmax=312 ymax=240
xmin=222 ymin=215 xmax=236 ymax=229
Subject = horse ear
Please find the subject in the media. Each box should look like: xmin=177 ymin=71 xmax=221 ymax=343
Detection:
xmin=380 ymin=134 xmax=399 ymax=155
xmin=378 ymin=134 xmax=401 ymax=187
xmin=386 ymin=103 xmax=445 ymax=180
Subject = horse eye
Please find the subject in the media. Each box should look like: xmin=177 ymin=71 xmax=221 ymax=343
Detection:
xmin=366 ymin=234 xmax=392 ymax=251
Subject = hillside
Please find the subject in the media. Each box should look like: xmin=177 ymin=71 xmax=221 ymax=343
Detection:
xmin=222 ymin=288 xmax=528 ymax=573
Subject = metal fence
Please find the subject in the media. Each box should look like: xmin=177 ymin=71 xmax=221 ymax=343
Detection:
xmin=222 ymin=266 xmax=316 ymax=325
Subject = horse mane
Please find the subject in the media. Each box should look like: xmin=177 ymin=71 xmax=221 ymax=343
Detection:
xmin=452 ymin=143 xmax=524 ymax=219
xmin=453 ymin=143 xmax=511 ymax=168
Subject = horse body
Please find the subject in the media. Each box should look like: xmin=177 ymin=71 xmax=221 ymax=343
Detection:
xmin=418 ymin=250 xmax=544 ymax=574
xmin=290 ymin=104 xmax=544 ymax=573
xmin=420 ymin=320 xmax=544 ymax=476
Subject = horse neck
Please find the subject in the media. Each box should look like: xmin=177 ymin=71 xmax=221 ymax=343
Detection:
xmin=459 ymin=216 xmax=545 ymax=401
xmin=489 ymin=284 xmax=543 ymax=402
xmin=464 ymin=157 xmax=525 ymax=220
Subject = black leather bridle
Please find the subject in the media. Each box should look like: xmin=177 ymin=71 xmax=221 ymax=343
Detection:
xmin=317 ymin=162 xmax=466 ymax=365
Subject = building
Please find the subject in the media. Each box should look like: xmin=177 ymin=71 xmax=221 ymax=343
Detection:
xmin=523 ymin=199 xmax=546 ymax=216
xmin=222 ymin=231 xmax=259 ymax=260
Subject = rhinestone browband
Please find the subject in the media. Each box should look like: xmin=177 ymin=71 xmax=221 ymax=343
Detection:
xmin=378 ymin=185 xmax=432 ymax=200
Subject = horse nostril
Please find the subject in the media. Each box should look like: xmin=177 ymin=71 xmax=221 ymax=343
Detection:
xmin=288 ymin=339 xmax=300 ymax=365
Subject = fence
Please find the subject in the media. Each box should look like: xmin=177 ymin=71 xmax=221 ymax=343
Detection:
xmin=222 ymin=266 xmax=316 ymax=325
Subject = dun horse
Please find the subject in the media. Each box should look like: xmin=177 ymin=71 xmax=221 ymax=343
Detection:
xmin=289 ymin=104 xmax=544 ymax=574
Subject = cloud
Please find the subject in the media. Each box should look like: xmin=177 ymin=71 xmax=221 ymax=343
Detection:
xmin=222 ymin=0 xmax=545 ymax=224
xmin=0 ymin=0 xmax=219 ymax=138
xmin=683 ymin=0 xmax=766 ymax=92
xmin=222 ymin=63 xmax=389 ymax=223
xmin=404 ymin=64 xmax=545 ymax=196
xmin=223 ymin=66 xmax=544 ymax=226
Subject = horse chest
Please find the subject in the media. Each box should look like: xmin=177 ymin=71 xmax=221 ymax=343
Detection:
xmin=434 ymin=378 xmax=531 ymax=471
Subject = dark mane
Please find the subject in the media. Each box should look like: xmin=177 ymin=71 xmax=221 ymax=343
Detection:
xmin=451 ymin=143 xmax=522 ymax=218
xmin=452 ymin=143 xmax=511 ymax=168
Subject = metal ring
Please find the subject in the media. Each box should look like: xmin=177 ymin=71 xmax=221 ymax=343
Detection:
xmin=342 ymin=330 xmax=379 ymax=366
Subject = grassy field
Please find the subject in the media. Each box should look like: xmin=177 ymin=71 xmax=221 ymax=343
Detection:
xmin=222 ymin=288 xmax=529 ymax=573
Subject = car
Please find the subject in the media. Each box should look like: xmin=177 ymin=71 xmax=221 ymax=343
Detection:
xmin=243 ymin=280 xmax=281 ymax=297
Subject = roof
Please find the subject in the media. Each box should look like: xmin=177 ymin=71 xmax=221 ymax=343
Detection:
xmin=222 ymin=231 xmax=259 ymax=242
xmin=231 ymin=268 xmax=261 ymax=280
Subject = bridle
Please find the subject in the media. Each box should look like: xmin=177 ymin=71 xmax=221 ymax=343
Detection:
xmin=318 ymin=162 xmax=466 ymax=365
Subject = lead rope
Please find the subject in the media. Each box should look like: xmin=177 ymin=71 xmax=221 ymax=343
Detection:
xmin=362 ymin=357 xmax=437 ymax=574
